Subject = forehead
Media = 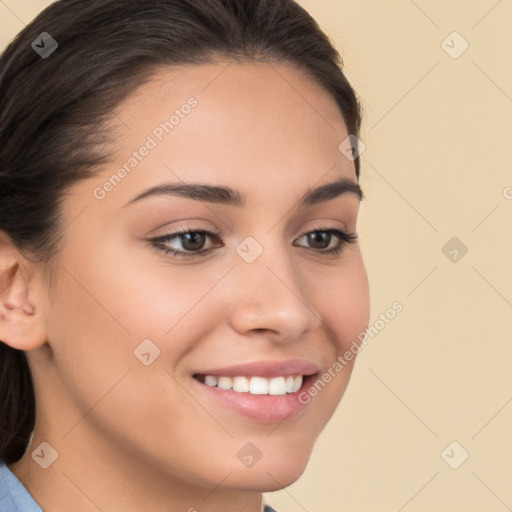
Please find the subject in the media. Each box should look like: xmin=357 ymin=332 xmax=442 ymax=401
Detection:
xmin=92 ymin=61 xmax=356 ymax=209
xmin=121 ymin=60 xmax=345 ymax=128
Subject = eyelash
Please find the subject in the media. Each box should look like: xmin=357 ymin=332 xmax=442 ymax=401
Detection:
xmin=147 ymin=225 xmax=358 ymax=259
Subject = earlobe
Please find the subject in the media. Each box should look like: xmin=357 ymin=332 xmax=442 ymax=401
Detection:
xmin=0 ymin=233 xmax=47 ymax=351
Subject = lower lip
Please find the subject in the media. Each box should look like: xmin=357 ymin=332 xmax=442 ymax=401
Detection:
xmin=191 ymin=375 xmax=316 ymax=423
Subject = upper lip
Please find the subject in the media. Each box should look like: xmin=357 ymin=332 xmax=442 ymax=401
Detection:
xmin=194 ymin=359 xmax=320 ymax=378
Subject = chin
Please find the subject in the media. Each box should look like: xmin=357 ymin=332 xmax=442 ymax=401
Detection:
xmin=227 ymin=466 xmax=307 ymax=492
xmin=222 ymin=445 xmax=313 ymax=492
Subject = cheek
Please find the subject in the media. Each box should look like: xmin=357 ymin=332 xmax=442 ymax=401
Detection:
xmin=278 ymin=252 xmax=370 ymax=423
xmin=307 ymin=252 xmax=370 ymax=357
xmin=43 ymin=260 xmax=137 ymax=425
xmin=43 ymin=242 xmax=223 ymax=468
xmin=43 ymin=240 xmax=233 ymax=438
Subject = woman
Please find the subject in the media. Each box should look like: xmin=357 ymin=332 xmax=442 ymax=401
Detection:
xmin=0 ymin=0 xmax=370 ymax=510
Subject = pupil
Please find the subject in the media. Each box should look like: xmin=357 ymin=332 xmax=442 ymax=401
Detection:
xmin=308 ymin=231 xmax=330 ymax=249
xmin=183 ymin=232 xmax=205 ymax=251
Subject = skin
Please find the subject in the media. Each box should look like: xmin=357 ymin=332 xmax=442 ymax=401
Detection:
xmin=0 ymin=61 xmax=370 ymax=512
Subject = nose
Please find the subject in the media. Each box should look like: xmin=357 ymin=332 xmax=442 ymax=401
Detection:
xmin=226 ymin=241 xmax=323 ymax=343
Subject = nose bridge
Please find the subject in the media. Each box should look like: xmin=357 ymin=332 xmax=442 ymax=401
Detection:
xmin=227 ymin=233 xmax=321 ymax=338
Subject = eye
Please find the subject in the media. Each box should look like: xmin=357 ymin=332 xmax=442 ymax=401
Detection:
xmin=147 ymin=226 xmax=358 ymax=259
xmin=294 ymin=228 xmax=358 ymax=256
xmin=147 ymin=227 xmax=222 ymax=258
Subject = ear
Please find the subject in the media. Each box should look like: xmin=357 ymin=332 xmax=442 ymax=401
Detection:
xmin=0 ymin=231 xmax=47 ymax=351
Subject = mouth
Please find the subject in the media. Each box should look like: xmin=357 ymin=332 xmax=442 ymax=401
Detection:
xmin=190 ymin=360 xmax=319 ymax=423
xmin=193 ymin=373 xmax=305 ymax=395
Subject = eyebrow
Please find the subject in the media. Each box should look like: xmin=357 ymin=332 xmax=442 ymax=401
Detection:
xmin=123 ymin=176 xmax=363 ymax=209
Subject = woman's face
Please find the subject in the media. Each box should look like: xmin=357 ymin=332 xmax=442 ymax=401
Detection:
xmin=32 ymin=61 xmax=370 ymax=492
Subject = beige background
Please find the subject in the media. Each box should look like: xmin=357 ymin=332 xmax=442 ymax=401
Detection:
xmin=1 ymin=1 xmax=511 ymax=511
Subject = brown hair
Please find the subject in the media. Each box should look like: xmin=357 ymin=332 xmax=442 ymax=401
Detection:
xmin=0 ymin=0 xmax=363 ymax=463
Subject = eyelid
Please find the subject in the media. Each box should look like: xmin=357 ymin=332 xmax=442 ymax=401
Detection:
xmin=150 ymin=226 xmax=222 ymax=248
xmin=294 ymin=221 xmax=351 ymax=239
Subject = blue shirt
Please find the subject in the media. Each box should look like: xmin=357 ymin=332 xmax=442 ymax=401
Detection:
xmin=1 ymin=459 xmax=278 ymax=511
xmin=0 ymin=460 xmax=42 ymax=511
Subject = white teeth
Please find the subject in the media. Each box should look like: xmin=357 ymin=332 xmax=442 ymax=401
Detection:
xmin=204 ymin=375 xmax=218 ymax=387
xmin=268 ymin=377 xmax=286 ymax=395
xmin=249 ymin=376 xmax=268 ymax=395
xmin=217 ymin=376 xmax=232 ymax=390
xmin=201 ymin=374 xmax=304 ymax=395
xmin=232 ymin=376 xmax=250 ymax=392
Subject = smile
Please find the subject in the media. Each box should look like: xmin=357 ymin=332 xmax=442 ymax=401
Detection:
xmin=190 ymin=360 xmax=320 ymax=423
xmin=194 ymin=374 xmax=304 ymax=395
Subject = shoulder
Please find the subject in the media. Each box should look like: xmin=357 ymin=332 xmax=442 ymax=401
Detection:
xmin=0 ymin=460 xmax=43 ymax=512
